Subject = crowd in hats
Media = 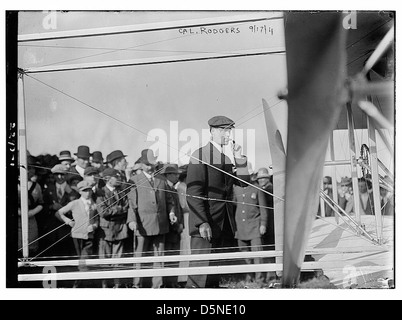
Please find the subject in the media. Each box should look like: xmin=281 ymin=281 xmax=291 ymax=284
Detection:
xmin=20 ymin=144 xmax=193 ymax=288
xmin=19 ymin=114 xmax=394 ymax=288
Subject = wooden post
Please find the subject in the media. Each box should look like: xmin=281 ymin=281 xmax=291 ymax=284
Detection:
xmin=329 ymin=132 xmax=339 ymax=224
xmin=367 ymin=113 xmax=383 ymax=243
xmin=262 ymin=99 xmax=285 ymax=277
xmin=18 ymin=71 xmax=29 ymax=259
xmin=346 ymin=103 xmax=362 ymax=226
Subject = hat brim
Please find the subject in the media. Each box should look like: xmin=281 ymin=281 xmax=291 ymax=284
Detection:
xmin=211 ymin=125 xmax=235 ymax=129
xmin=52 ymin=171 xmax=67 ymax=174
xmin=74 ymin=154 xmax=91 ymax=159
xmin=79 ymin=187 xmax=92 ymax=192
xmin=257 ymin=174 xmax=270 ymax=179
xmin=163 ymin=170 xmax=180 ymax=175
xmin=107 ymin=155 xmax=127 ymax=163
xmin=138 ymin=158 xmax=155 ymax=166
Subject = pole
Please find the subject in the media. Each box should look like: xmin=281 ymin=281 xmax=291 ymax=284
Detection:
xmin=262 ymin=99 xmax=285 ymax=278
xmin=329 ymin=132 xmax=339 ymax=224
xmin=346 ymin=103 xmax=362 ymax=226
xmin=367 ymin=108 xmax=383 ymax=243
xmin=18 ymin=71 xmax=29 ymax=259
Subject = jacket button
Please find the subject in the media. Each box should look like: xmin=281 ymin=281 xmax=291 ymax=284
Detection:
xmin=242 ymin=219 xmax=245 ymax=222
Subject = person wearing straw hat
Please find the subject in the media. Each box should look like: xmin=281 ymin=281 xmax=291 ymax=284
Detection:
xmin=96 ymin=167 xmax=129 ymax=288
xmin=58 ymin=150 xmax=74 ymax=170
xmin=185 ymin=115 xmax=250 ymax=288
xmin=42 ymin=164 xmax=76 ymax=259
xmin=126 ymin=156 xmax=175 ymax=288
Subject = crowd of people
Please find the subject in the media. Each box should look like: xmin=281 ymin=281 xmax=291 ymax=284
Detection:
xmin=18 ymin=142 xmax=276 ymax=288
xmin=17 ymin=115 xmax=394 ymax=289
xmin=319 ymin=174 xmax=394 ymax=218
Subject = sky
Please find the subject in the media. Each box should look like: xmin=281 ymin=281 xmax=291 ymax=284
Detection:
xmin=16 ymin=10 xmax=394 ymax=181
xmin=18 ymin=11 xmax=288 ymax=172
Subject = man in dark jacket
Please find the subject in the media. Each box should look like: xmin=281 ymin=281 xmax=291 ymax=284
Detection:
xmin=42 ymin=164 xmax=76 ymax=258
xmin=68 ymin=145 xmax=91 ymax=181
xmin=96 ymin=167 xmax=129 ymax=288
xmin=127 ymin=157 xmax=175 ymax=288
xmin=161 ymin=164 xmax=184 ymax=288
xmin=185 ymin=115 xmax=250 ymax=288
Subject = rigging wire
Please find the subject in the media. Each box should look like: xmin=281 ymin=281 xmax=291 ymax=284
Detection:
xmin=23 ymin=73 xmax=283 ymax=202
xmin=26 ymin=34 xmax=196 ymax=68
xmin=20 ymin=159 xmax=275 ymax=260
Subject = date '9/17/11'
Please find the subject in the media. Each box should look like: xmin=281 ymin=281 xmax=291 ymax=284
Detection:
xmin=249 ymin=25 xmax=274 ymax=35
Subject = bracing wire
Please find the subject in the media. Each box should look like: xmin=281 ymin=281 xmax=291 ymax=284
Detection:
xmin=21 ymin=157 xmax=276 ymax=261
xmin=23 ymin=73 xmax=283 ymax=202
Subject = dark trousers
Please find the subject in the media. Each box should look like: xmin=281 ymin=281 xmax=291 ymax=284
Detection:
xmin=133 ymin=234 xmax=165 ymax=288
xmin=237 ymin=237 xmax=265 ymax=284
xmin=163 ymin=238 xmax=181 ymax=287
xmin=99 ymin=239 xmax=125 ymax=287
xmin=186 ymin=213 xmax=235 ymax=288
xmin=186 ymin=234 xmax=235 ymax=288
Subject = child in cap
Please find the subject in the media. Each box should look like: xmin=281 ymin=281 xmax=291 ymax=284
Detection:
xmin=56 ymin=180 xmax=99 ymax=287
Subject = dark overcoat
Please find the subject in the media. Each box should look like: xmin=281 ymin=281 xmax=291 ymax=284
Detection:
xmin=186 ymin=142 xmax=249 ymax=238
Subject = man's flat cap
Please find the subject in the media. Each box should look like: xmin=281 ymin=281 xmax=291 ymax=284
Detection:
xmin=208 ymin=115 xmax=235 ymax=129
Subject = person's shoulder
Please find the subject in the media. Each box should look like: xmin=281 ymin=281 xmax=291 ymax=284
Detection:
xmin=132 ymin=172 xmax=144 ymax=183
xmin=233 ymin=184 xmax=243 ymax=191
xmin=190 ymin=144 xmax=208 ymax=164
xmin=68 ymin=198 xmax=80 ymax=207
